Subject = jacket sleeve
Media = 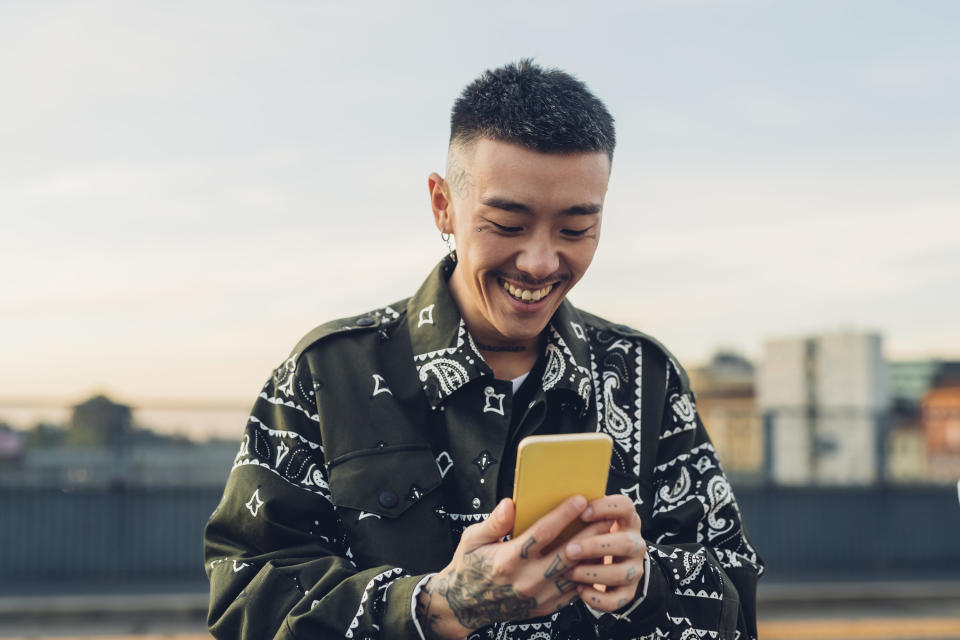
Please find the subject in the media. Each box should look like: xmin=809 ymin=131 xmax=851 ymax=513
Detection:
xmin=596 ymin=359 xmax=764 ymax=640
xmin=203 ymin=355 xmax=427 ymax=640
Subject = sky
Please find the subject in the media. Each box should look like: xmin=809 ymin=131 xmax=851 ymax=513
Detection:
xmin=1 ymin=0 xmax=958 ymax=415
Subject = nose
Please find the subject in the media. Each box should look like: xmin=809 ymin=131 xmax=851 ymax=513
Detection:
xmin=515 ymin=230 xmax=560 ymax=282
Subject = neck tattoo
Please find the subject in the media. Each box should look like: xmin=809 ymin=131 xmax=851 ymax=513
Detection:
xmin=475 ymin=342 xmax=526 ymax=352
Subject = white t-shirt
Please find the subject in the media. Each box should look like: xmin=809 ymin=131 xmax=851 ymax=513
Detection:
xmin=510 ymin=371 xmax=530 ymax=394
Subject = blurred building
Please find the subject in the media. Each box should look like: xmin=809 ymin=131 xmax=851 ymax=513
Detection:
xmin=890 ymin=360 xmax=944 ymax=410
xmin=922 ymin=364 xmax=960 ymax=481
xmin=758 ymin=331 xmax=889 ymax=485
xmin=690 ymin=352 xmax=763 ymax=477
xmin=886 ymin=360 xmax=960 ymax=482
xmin=0 ymin=394 xmax=242 ymax=488
xmin=68 ymin=394 xmax=133 ymax=446
xmin=886 ymin=423 xmax=927 ymax=482
xmin=0 ymin=441 xmax=238 ymax=488
xmin=0 ymin=423 xmax=26 ymax=463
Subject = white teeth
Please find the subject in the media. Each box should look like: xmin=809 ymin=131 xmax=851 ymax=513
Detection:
xmin=500 ymin=280 xmax=552 ymax=303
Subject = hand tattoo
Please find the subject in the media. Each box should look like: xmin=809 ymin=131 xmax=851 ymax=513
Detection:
xmin=430 ymin=551 xmax=536 ymax=629
xmin=415 ymin=581 xmax=445 ymax=640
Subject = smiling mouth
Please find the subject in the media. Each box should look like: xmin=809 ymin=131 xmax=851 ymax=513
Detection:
xmin=498 ymin=278 xmax=557 ymax=303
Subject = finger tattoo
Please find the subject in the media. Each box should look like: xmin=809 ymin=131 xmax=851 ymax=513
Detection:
xmin=544 ymin=554 xmax=569 ymax=579
xmin=554 ymin=578 xmax=576 ymax=593
xmin=626 ymin=565 xmax=637 ymax=581
xmin=520 ymin=537 xmax=536 ymax=559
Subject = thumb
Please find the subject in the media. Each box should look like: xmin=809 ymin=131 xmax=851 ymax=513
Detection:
xmin=461 ymin=498 xmax=514 ymax=549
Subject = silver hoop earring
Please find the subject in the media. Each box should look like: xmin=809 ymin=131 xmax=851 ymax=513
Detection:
xmin=440 ymin=232 xmax=456 ymax=263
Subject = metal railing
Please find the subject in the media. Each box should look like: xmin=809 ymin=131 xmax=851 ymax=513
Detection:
xmin=2 ymin=484 xmax=958 ymax=587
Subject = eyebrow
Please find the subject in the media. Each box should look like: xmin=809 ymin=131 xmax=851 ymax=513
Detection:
xmin=481 ymin=196 xmax=602 ymax=216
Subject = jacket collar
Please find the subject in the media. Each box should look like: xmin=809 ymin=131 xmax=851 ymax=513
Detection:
xmin=543 ymin=296 xmax=595 ymax=414
xmin=407 ymin=256 xmax=593 ymax=414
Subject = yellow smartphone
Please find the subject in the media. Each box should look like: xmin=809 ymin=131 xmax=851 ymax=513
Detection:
xmin=511 ymin=433 xmax=613 ymax=551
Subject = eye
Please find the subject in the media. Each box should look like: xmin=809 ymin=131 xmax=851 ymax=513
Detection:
xmin=490 ymin=221 xmax=522 ymax=233
xmin=561 ymin=227 xmax=592 ymax=237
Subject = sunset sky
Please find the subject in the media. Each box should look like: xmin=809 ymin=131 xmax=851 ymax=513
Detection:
xmin=2 ymin=0 xmax=958 ymax=412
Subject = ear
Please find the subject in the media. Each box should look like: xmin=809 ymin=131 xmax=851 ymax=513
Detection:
xmin=428 ymin=172 xmax=453 ymax=234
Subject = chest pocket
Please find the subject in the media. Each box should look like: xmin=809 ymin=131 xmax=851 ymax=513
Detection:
xmin=327 ymin=443 xmax=452 ymax=573
xmin=329 ymin=444 xmax=442 ymax=516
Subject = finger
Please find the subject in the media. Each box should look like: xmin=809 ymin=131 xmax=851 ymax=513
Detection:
xmin=578 ymin=581 xmax=639 ymax=612
xmin=545 ymin=565 xmax=580 ymax=596
xmin=513 ymin=495 xmax=587 ymax=558
xmin=581 ymin=495 xmax=640 ymax=529
xmin=529 ymin=520 xmax=611 ymax=599
xmin=565 ymin=530 xmax=646 ymax=561
xmin=460 ymin=498 xmax=514 ymax=550
xmin=531 ymin=519 xmax=612 ymax=561
xmin=567 ymin=519 xmax=615 ymax=543
xmin=567 ymin=559 xmax=643 ymax=587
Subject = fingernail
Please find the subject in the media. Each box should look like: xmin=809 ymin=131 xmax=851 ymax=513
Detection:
xmin=581 ymin=506 xmax=593 ymax=520
xmin=566 ymin=542 xmax=581 ymax=557
xmin=572 ymin=495 xmax=587 ymax=509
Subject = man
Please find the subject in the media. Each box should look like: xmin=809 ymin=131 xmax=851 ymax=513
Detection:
xmin=204 ymin=60 xmax=763 ymax=640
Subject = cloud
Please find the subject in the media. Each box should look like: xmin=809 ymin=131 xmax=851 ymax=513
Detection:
xmin=2 ymin=0 xmax=959 ymax=405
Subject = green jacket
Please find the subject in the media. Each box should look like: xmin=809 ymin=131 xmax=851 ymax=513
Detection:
xmin=204 ymin=257 xmax=763 ymax=639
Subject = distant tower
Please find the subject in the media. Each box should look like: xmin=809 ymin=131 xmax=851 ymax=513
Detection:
xmin=758 ymin=331 xmax=889 ymax=485
xmin=69 ymin=395 xmax=133 ymax=447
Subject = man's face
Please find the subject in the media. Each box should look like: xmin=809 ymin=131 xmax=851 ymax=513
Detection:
xmin=433 ymin=138 xmax=610 ymax=346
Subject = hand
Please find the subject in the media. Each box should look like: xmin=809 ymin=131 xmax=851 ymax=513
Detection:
xmin=563 ymin=494 xmax=647 ymax=612
xmin=416 ymin=495 xmax=609 ymax=639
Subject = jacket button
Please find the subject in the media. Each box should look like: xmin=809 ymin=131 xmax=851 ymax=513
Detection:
xmin=471 ymin=497 xmax=481 ymax=509
xmin=378 ymin=491 xmax=399 ymax=509
xmin=356 ymin=316 xmax=375 ymax=326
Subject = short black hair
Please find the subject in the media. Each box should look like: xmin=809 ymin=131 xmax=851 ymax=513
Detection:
xmin=450 ymin=59 xmax=616 ymax=160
